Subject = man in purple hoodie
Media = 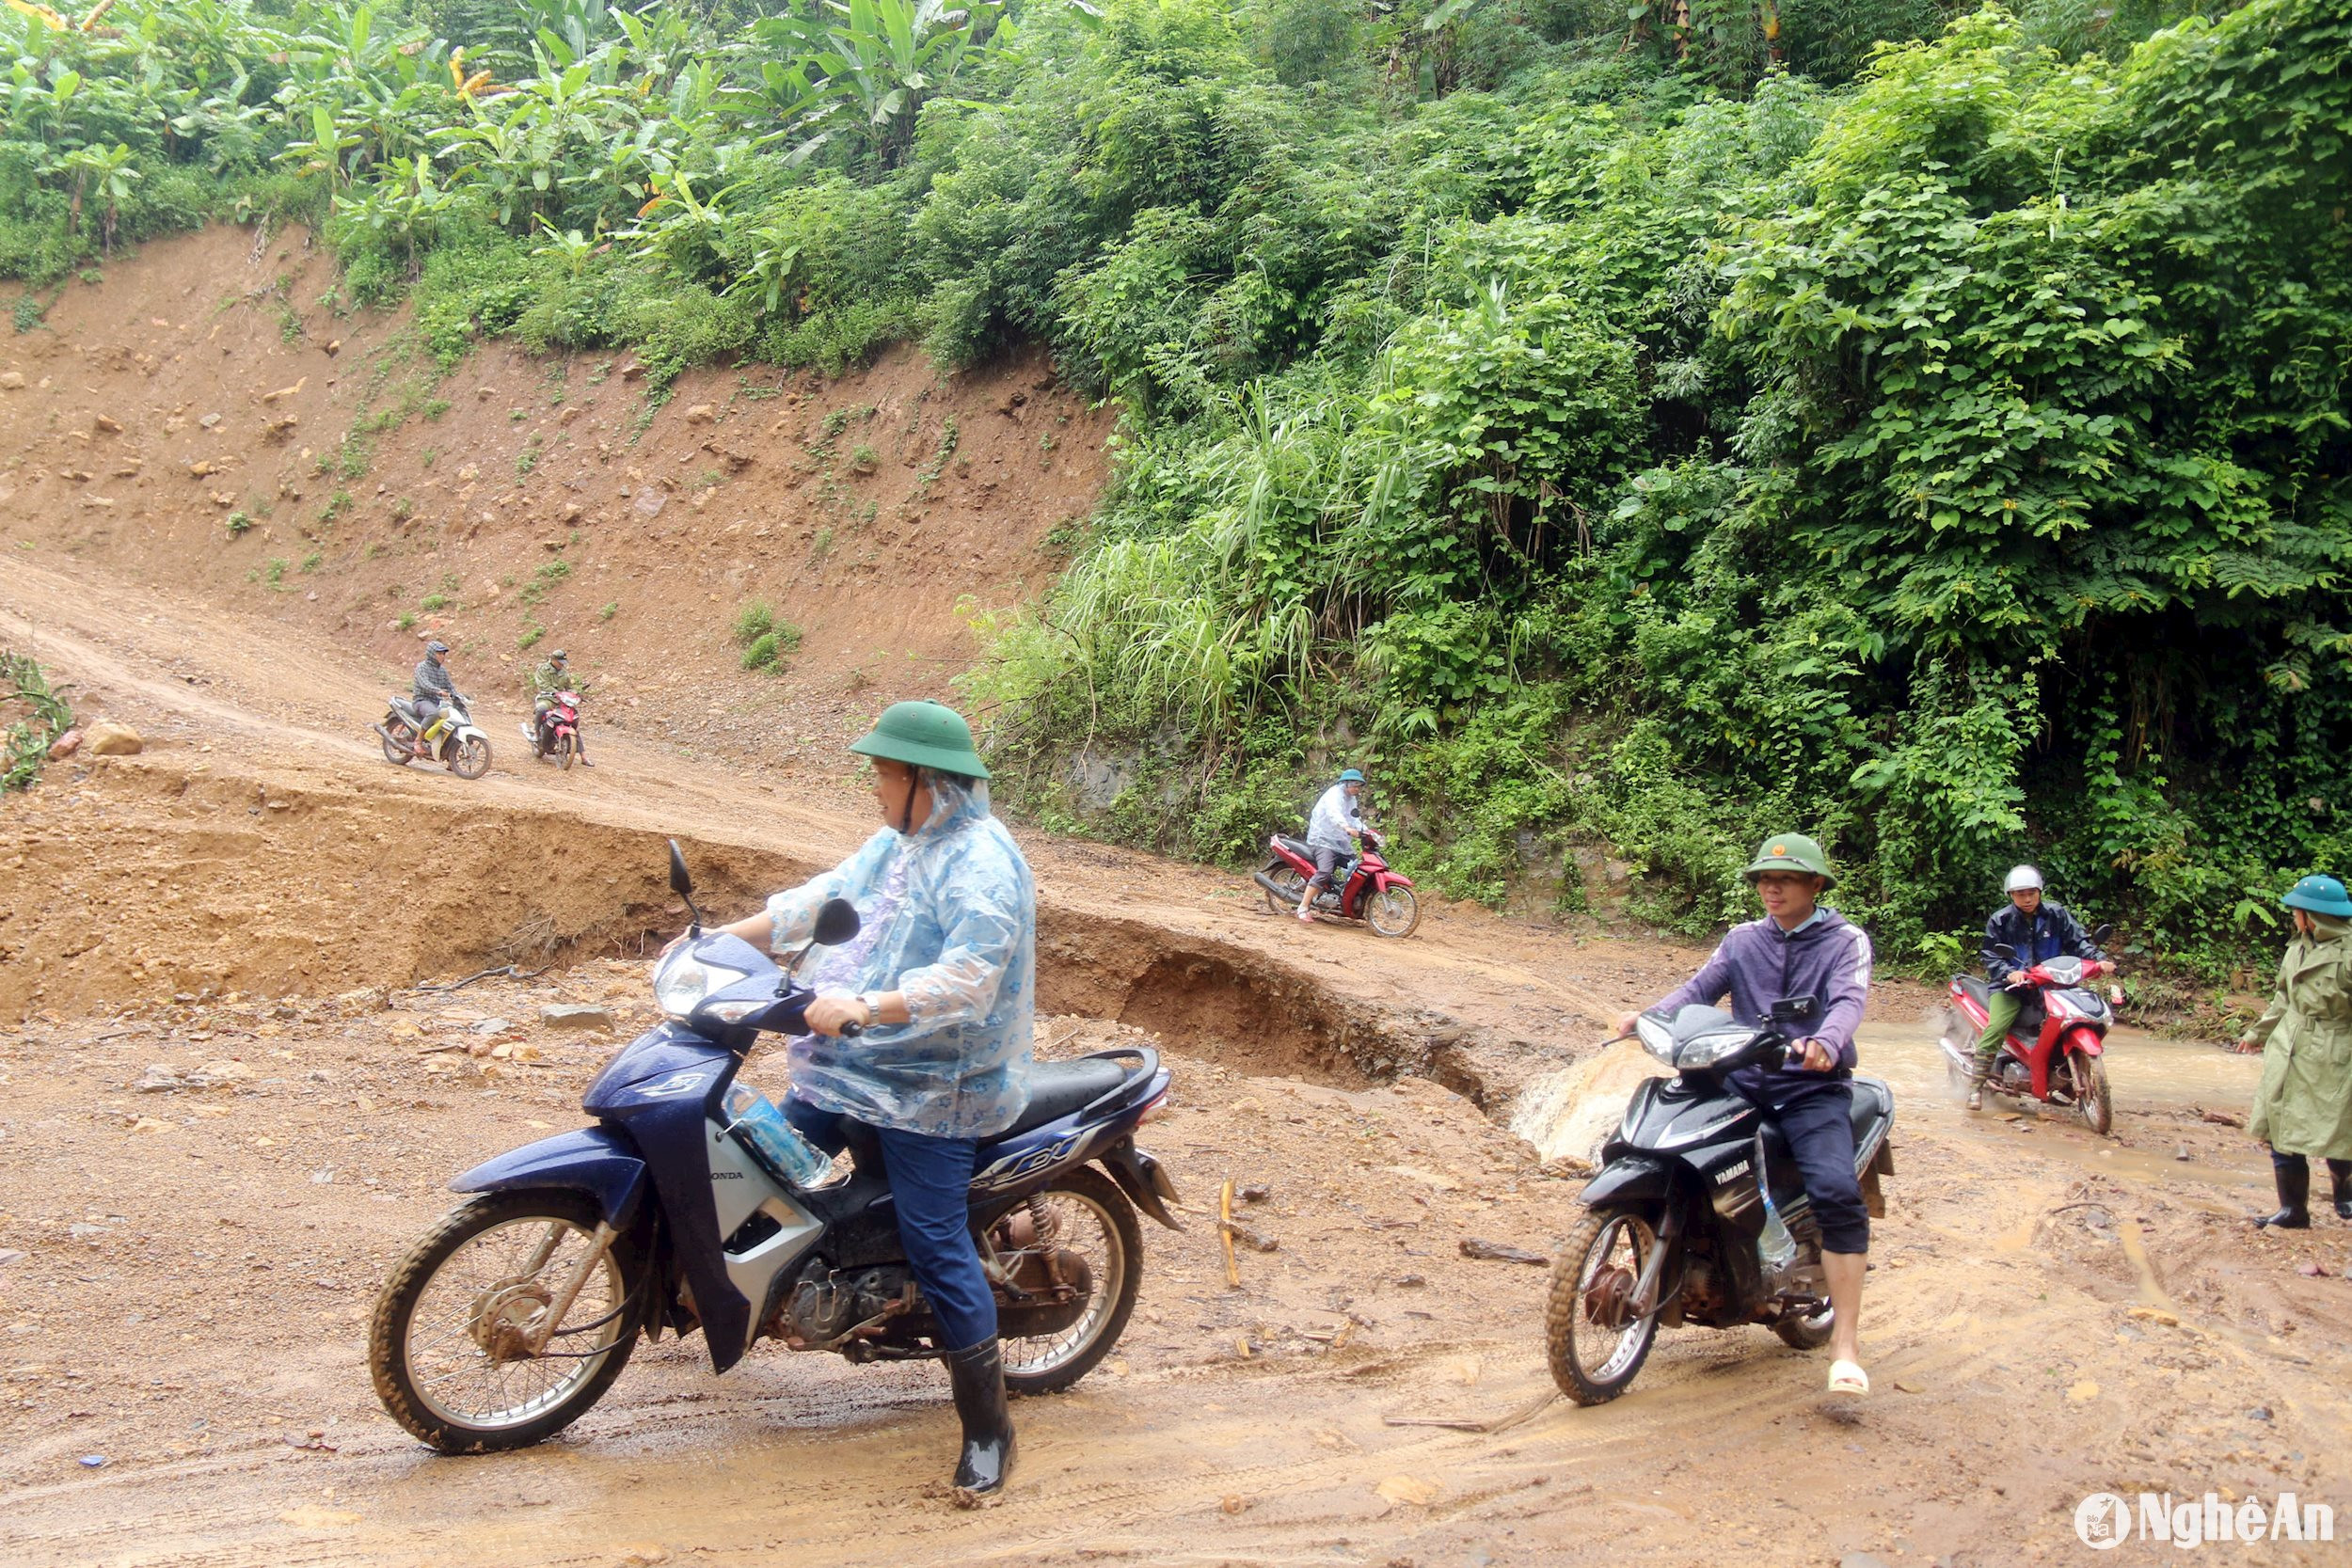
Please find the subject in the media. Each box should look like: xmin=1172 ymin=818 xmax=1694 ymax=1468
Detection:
xmin=1613 ymin=832 xmax=1877 ymax=1396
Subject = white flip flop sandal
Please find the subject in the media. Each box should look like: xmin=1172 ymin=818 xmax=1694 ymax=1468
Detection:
xmin=1827 ymin=1359 xmax=1869 ymax=1396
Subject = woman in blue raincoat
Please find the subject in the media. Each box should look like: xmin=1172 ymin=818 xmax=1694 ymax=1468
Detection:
xmin=701 ymin=699 xmax=1033 ymax=1503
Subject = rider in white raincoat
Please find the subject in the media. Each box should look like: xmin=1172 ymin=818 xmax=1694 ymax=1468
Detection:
xmin=764 ymin=768 xmax=1035 ymax=1140
xmin=699 ymin=700 xmax=1032 ymax=1504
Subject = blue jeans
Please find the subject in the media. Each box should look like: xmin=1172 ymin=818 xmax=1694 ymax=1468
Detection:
xmin=784 ymin=1098 xmax=996 ymax=1352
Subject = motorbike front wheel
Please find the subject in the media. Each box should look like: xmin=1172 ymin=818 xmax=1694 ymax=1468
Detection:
xmin=1544 ymin=1205 xmax=1661 ymax=1405
xmin=997 ymin=1166 xmax=1143 ymax=1396
xmin=2072 ymin=1053 xmax=2113 ymax=1135
xmin=1364 ymin=885 xmax=1420 ymax=939
xmin=1261 ymin=860 xmax=1306 ymax=915
xmin=558 ymin=733 xmax=576 ymax=770
xmin=369 ymin=1191 xmax=644 ymax=1454
xmin=450 ymin=734 xmax=493 ymax=780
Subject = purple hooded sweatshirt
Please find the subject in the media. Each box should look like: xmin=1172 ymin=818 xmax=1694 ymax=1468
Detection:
xmin=1647 ymin=909 xmax=1875 ymax=1085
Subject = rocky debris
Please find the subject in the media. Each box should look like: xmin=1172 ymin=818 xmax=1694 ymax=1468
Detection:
xmin=47 ymin=727 xmax=83 ymax=759
xmin=0 ymin=371 xmax=23 ymax=390
xmin=198 ymin=412 xmax=220 ymax=429
xmin=540 ymin=1003 xmax=615 ymax=1031
xmin=632 ymin=488 xmax=667 ymax=518
xmin=683 ymin=404 xmax=716 ymax=424
xmin=83 ymin=721 xmax=143 ymax=756
xmin=1457 ymin=1237 xmax=1549 ymax=1266
xmin=92 ymin=414 xmax=121 ymax=434
xmin=134 ymin=1058 xmax=250 ymax=1093
xmin=469 ymin=1016 xmax=512 ymax=1035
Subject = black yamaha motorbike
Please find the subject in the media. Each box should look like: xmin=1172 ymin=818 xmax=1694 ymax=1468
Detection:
xmin=1544 ymin=1000 xmax=1895 ymax=1404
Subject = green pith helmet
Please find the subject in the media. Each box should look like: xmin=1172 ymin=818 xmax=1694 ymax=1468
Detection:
xmin=2281 ymin=874 xmax=2352 ymax=919
xmin=849 ymin=700 xmax=990 ymax=780
xmin=1742 ymin=832 xmax=1836 ymax=890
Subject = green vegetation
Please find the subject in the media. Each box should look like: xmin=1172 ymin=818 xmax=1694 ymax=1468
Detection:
xmin=518 ymin=557 xmax=569 ymax=604
xmin=597 ymin=599 xmax=617 ymax=622
xmin=2 ymin=651 xmax=73 ymax=792
xmin=5 ymin=0 xmax=2343 ymax=971
xmin=420 ymin=592 xmax=450 ymax=611
xmin=518 ymin=620 xmax=546 ymax=650
xmin=223 ymin=511 xmax=253 ymax=537
xmin=732 ymin=597 xmax=776 ymax=647
xmin=740 ymin=621 xmax=803 ymax=673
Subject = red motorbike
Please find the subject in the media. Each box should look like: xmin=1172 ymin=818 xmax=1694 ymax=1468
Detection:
xmin=1937 ymin=927 xmax=2119 ymax=1133
xmin=1254 ymin=827 xmax=1420 ymax=938
xmin=521 ymin=689 xmax=583 ymax=768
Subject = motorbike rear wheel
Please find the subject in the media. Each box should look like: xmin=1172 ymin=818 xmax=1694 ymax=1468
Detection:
xmin=381 ymin=720 xmax=413 ymax=767
xmin=1364 ymin=885 xmax=1420 ymax=939
xmin=450 ymin=734 xmax=492 ymax=780
xmin=2072 ymin=1053 xmax=2113 ymax=1135
xmin=1261 ymin=860 xmax=1306 ymax=915
xmin=1772 ymin=1295 xmax=1836 ymax=1350
xmin=997 ymin=1166 xmax=1142 ymax=1397
xmin=1544 ymin=1205 xmax=1661 ymax=1405
xmin=369 ymin=1190 xmax=644 ymax=1454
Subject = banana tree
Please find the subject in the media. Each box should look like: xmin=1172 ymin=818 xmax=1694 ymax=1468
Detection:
xmin=618 ymin=165 xmax=740 ymax=277
xmin=57 ymin=138 xmax=138 ymax=250
xmin=339 ymin=151 xmax=456 ymax=273
xmin=733 ymin=0 xmax=1009 ymax=169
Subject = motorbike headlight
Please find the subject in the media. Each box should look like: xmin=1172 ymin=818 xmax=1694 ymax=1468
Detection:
xmin=653 ymin=949 xmax=749 ymax=1019
xmin=1633 ymin=1015 xmax=1678 ymax=1066
xmin=1675 ymin=1028 xmax=1761 ymax=1070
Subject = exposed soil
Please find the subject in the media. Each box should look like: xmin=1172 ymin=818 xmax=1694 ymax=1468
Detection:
xmin=0 ymin=224 xmax=1109 ymax=762
xmin=4 ymin=230 xmax=2350 ymax=1568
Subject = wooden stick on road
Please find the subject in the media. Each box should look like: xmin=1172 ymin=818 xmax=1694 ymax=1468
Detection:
xmin=1219 ymin=1178 xmax=1240 ymax=1289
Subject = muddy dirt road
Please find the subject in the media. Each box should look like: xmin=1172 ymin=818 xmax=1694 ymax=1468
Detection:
xmin=6 ymin=552 xmax=2351 ymax=1567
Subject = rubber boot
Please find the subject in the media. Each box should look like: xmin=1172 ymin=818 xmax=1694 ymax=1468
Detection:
xmin=1964 ymin=1072 xmax=1985 ymax=1113
xmin=944 ymin=1338 xmax=1015 ymax=1506
xmin=2328 ymin=1159 xmax=2352 ymax=1222
xmin=2256 ymin=1154 xmax=2311 ymax=1229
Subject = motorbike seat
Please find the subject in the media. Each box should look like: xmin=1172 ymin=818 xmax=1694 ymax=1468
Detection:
xmin=1955 ymin=974 xmax=1990 ymax=1008
xmin=1274 ymin=835 xmax=1314 ymax=861
xmin=1848 ymin=1076 xmax=1894 ymax=1143
xmin=992 ymin=1056 xmax=1134 ymax=1140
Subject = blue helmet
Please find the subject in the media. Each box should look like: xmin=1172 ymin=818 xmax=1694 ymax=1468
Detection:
xmin=2281 ymin=874 xmax=2352 ymax=919
xmin=1338 ymin=768 xmax=1365 ymax=784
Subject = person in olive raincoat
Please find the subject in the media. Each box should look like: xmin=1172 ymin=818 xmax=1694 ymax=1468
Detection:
xmin=2236 ymin=874 xmax=2352 ymax=1228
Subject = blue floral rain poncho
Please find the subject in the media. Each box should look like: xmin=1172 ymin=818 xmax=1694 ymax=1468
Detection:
xmin=763 ymin=775 xmax=1035 ymax=1139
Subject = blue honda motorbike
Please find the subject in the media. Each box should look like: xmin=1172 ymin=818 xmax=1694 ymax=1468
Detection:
xmin=369 ymin=844 xmax=1181 ymax=1454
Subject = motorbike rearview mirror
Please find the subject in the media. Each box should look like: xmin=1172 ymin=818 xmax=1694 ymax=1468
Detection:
xmin=1992 ymin=942 xmax=2018 ymax=962
xmin=812 ymin=897 xmax=861 ymax=948
xmin=666 ymin=838 xmax=705 ymax=934
xmin=2092 ymin=923 xmax=2113 ymax=943
xmin=1768 ymin=994 xmax=1820 ymax=1024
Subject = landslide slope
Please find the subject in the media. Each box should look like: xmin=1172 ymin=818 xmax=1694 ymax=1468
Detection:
xmin=0 ymin=223 xmax=1108 ymax=762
